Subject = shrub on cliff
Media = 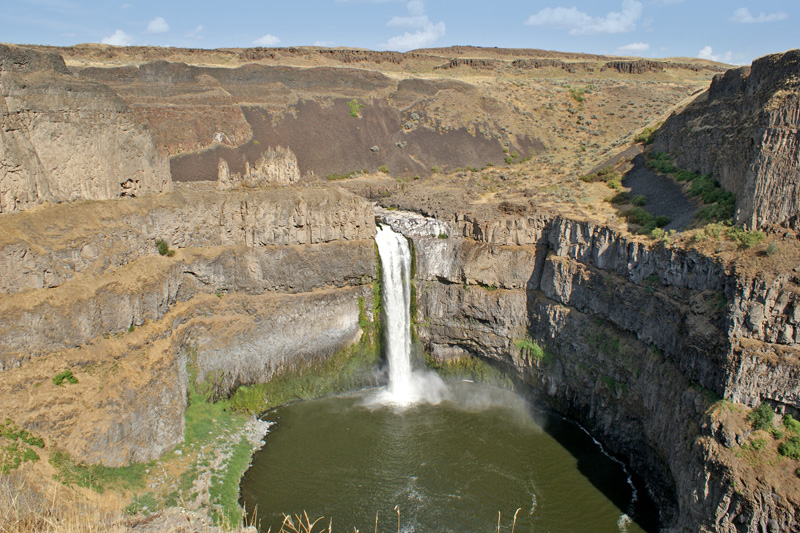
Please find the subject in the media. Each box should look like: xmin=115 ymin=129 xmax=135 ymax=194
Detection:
xmin=155 ymin=239 xmax=175 ymax=257
xmin=747 ymin=403 xmax=774 ymax=431
xmin=779 ymin=436 xmax=800 ymax=460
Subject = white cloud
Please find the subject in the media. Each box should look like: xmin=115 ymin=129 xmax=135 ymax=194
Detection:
xmin=253 ymin=34 xmax=280 ymax=47
xmin=618 ymin=42 xmax=649 ymax=52
xmin=380 ymin=0 xmax=445 ymax=51
xmin=101 ymin=29 xmax=133 ymax=46
xmin=145 ymin=16 xmax=169 ymax=34
xmin=698 ymin=46 xmax=733 ymax=63
xmin=730 ymin=7 xmax=787 ymax=24
xmin=186 ymin=25 xmax=204 ymax=39
xmin=525 ymin=0 xmax=643 ymax=35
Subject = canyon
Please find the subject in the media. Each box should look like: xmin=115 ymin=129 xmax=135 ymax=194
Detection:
xmin=1 ymin=42 xmax=799 ymax=532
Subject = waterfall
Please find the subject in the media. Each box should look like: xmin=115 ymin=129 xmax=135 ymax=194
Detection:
xmin=374 ymin=224 xmax=445 ymax=406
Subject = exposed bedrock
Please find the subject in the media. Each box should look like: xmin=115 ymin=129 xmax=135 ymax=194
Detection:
xmin=0 ymin=186 xmax=376 ymax=466
xmin=0 ymin=183 xmax=373 ymax=295
xmin=653 ymin=49 xmax=800 ymax=229
xmin=0 ymin=44 xmax=171 ymax=214
xmin=379 ymin=209 xmax=800 ymax=531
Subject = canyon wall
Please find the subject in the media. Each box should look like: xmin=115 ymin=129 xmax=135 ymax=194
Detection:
xmin=0 ymin=184 xmax=375 ymax=466
xmin=379 ymin=209 xmax=800 ymax=531
xmin=0 ymin=45 xmax=171 ymax=214
xmin=653 ymin=50 xmax=800 ymax=229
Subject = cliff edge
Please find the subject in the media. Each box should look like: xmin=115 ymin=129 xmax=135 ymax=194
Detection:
xmin=653 ymin=49 xmax=800 ymax=229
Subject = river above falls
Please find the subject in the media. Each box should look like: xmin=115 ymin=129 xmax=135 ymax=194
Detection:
xmin=239 ymin=384 xmax=655 ymax=532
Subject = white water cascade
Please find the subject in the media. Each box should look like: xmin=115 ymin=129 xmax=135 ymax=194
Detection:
xmin=374 ymin=224 xmax=446 ymax=406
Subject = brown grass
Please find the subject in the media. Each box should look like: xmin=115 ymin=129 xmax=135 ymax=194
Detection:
xmin=0 ymin=469 xmax=126 ymax=532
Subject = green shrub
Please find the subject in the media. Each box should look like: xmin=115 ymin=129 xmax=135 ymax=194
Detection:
xmin=625 ymin=206 xmax=656 ymax=227
xmin=431 ymin=166 xmax=439 ymax=173
xmin=437 ymin=233 xmax=448 ymax=239
xmin=347 ymin=98 xmax=364 ymax=118
xmin=52 ymin=369 xmax=78 ymax=386
xmin=609 ymin=192 xmax=630 ymax=204
xmin=765 ymin=243 xmax=779 ymax=257
xmin=631 ymin=195 xmax=647 ymax=206
xmin=779 ymin=435 xmax=800 ymax=460
xmin=784 ymin=414 xmax=800 ymax=433
xmin=155 ymin=239 xmax=175 ymax=257
xmin=568 ymin=86 xmax=586 ymax=103
xmin=727 ymin=227 xmax=765 ymax=249
xmin=655 ymin=215 xmax=670 ymax=228
xmin=378 ymin=165 xmax=389 ymax=174
xmin=747 ymin=403 xmax=774 ymax=431
xmin=633 ymin=126 xmax=657 ymax=145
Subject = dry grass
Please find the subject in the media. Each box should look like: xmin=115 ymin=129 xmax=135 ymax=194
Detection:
xmin=0 ymin=469 xmax=126 ymax=532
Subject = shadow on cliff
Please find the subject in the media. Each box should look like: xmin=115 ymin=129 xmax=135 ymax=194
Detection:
xmin=523 ymin=265 xmax=661 ymax=531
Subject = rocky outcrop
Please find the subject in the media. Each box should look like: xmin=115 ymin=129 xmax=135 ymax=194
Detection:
xmin=0 ymin=184 xmax=376 ymax=466
xmin=653 ymin=50 xmax=800 ymax=229
xmin=0 ymin=44 xmax=171 ymax=214
xmin=217 ymin=146 xmax=300 ymax=189
xmin=603 ymin=60 xmax=665 ymax=74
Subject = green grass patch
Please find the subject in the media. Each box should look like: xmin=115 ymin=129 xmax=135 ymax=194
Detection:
xmin=208 ymin=435 xmax=253 ymax=528
xmin=52 ymin=369 xmax=79 ymax=386
xmin=513 ymin=337 xmax=553 ymax=366
xmin=49 ymin=450 xmax=147 ymax=494
xmin=1 ymin=419 xmax=45 ymax=474
xmin=125 ymin=492 xmax=161 ymax=516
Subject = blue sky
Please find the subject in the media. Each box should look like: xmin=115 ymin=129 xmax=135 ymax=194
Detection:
xmin=2 ymin=0 xmax=796 ymax=64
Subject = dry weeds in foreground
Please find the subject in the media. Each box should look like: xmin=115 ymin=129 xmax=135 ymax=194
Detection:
xmin=0 ymin=468 xmax=249 ymax=533
xmin=0 ymin=469 xmax=127 ymax=532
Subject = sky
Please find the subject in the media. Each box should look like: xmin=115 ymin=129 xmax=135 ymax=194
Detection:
xmin=1 ymin=0 xmax=797 ymax=65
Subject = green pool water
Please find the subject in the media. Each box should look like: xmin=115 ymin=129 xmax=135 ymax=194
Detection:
xmin=239 ymin=384 xmax=655 ymax=532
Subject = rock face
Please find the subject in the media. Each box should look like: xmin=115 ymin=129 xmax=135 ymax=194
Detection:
xmin=0 ymin=183 xmax=375 ymax=466
xmin=380 ymin=209 xmax=800 ymax=531
xmin=0 ymin=44 xmax=171 ymax=214
xmin=653 ymin=50 xmax=800 ymax=229
xmin=216 ymin=146 xmax=300 ymax=189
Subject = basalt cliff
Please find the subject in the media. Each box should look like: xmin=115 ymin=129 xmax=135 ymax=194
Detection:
xmin=1 ymin=43 xmax=799 ymax=532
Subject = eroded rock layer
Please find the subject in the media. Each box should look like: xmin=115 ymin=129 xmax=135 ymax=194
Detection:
xmin=0 ymin=44 xmax=171 ymax=214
